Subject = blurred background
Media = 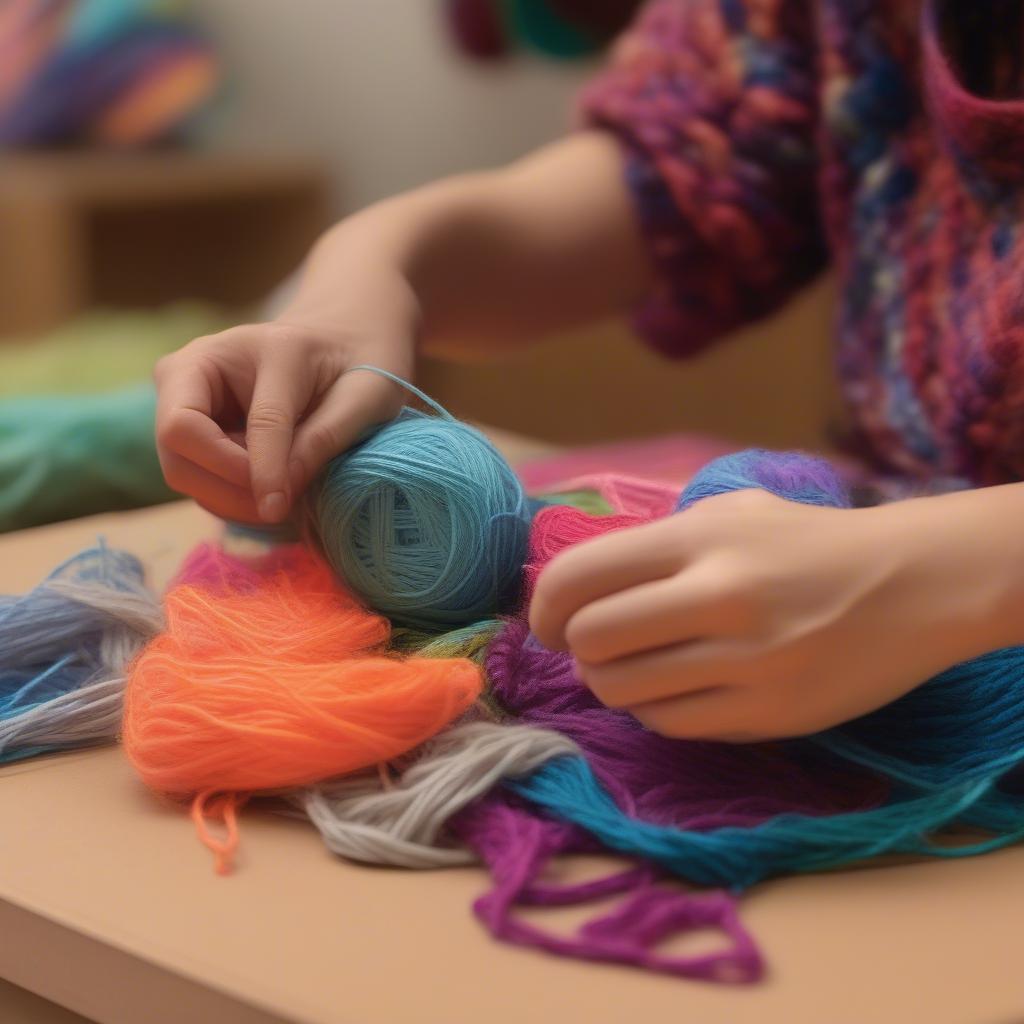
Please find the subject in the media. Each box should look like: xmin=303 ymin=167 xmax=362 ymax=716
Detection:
xmin=0 ymin=0 xmax=835 ymax=533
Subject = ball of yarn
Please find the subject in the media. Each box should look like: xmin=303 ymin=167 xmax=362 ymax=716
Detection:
xmin=311 ymin=407 xmax=531 ymax=631
xmin=676 ymin=449 xmax=852 ymax=512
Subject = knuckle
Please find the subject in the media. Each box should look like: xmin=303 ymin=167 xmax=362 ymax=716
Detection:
xmin=246 ymin=403 xmax=291 ymax=432
xmin=304 ymin=421 xmax=343 ymax=460
xmin=155 ymin=408 xmax=192 ymax=449
xmin=262 ymin=322 xmax=314 ymax=350
xmin=160 ymin=462 xmax=187 ymax=492
xmin=153 ymin=353 xmax=176 ymax=380
xmin=702 ymin=557 xmax=763 ymax=620
xmin=564 ymin=612 xmax=606 ymax=664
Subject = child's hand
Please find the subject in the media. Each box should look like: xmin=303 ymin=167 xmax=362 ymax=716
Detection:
xmin=529 ymin=490 xmax=1004 ymax=741
xmin=154 ymin=304 xmax=415 ymax=524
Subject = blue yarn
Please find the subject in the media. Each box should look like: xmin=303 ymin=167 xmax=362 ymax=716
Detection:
xmin=676 ymin=448 xmax=852 ymax=511
xmin=510 ymin=755 xmax=1024 ymax=890
xmin=312 ymin=368 xmax=531 ymax=631
xmin=509 ymin=448 xmax=1024 ymax=889
xmin=0 ymin=544 xmax=154 ymax=763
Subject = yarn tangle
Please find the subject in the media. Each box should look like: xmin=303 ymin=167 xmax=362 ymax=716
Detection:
xmin=1 ymin=544 xmax=161 ymax=763
xmin=124 ymin=547 xmax=482 ymax=873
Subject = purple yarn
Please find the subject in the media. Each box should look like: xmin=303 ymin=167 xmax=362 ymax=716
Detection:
xmin=446 ymin=620 xmax=885 ymax=982
xmin=676 ymin=449 xmax=852 ymax=512
xmin=487 ymin=623 xmax=886 ymax=828
xmin=447 ymin=448 xmax=884 ymax=980
xmin=453 ymin=798 xmax=764 ymax=982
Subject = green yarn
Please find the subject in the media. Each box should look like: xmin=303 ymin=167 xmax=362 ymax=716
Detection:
xmin=534 ymin=488 xmax=614 ymax=516
xmin=0 ymin=303 xmax=227 ymax=531
xmin=504 ymin=0 xmax=597 ymax=57
xmin=0 ymin=303 xmax=226 ymax=399
xmin=0 ymin=384 xmax=174 ymax=532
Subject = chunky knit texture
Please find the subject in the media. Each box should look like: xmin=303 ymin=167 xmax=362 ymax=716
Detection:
xmin=582 ymin=0 xmax=1024 ymax=485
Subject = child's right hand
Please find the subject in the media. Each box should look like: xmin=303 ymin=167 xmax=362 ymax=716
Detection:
xmin=154 ymin=307 xmax=415 ymax=524
xmin=154 ymin=131 xmax=646 ymax=525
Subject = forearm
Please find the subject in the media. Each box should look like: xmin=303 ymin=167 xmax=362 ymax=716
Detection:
xmin=881 ymin=483 xmax=1024 ymax=658
xmin=278 ymin=131 xmax=650 ymax=357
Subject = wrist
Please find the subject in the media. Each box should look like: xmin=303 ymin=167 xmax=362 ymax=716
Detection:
xmin=879 ymin=486 xmax=1024 ymax=656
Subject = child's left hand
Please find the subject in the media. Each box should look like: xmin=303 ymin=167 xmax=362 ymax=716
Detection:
xmin=529 ymin=489 xmax=1009 ymax=741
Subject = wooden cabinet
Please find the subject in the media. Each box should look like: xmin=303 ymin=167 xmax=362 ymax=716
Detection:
xmin=0 ymin=150 xmax=330 ymax=338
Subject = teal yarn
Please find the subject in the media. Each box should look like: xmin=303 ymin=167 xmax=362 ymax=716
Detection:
xmin=0 ymin=543 xmax=162 ymax=763
xmin=500 ymin=448 xmax=1024 ymax=890
xmin=0 ymin=383 xmax=175 ymax=532
xmin=310 ymin=368 xmax=531 ymax=631
xmin=511 ymin=755 xmax=1024 ymax=891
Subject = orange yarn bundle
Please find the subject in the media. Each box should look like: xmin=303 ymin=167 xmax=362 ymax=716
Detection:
xmin=124 ymin=549 xmax=482 ymax=872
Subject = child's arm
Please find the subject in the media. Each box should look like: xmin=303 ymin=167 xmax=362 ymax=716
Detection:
xmin=154 ymin=131 xmax=650 ymax=524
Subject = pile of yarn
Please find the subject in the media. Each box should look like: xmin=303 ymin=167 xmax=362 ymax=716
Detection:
xmin=9 ymin=389 xmax=1024 ymax=985
xmin=0 ymin=544 xmax=161 ymax=763
xmin=123 ymin=544 xmax=484 ymax=873
xmin=0 ymin=0 xmax=219 ymax=147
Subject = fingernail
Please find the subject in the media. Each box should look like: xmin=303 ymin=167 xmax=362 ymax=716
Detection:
xmin=259 ymin=491 xmax=288 ymax=523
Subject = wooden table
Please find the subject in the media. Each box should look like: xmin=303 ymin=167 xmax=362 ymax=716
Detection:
xmin=1 ymin=432 xmax=1022 ymax=1024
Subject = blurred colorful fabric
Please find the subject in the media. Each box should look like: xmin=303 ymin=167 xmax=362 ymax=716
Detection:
xmin=444 ymin=0 xmax=642 ymax=60
xmin=0 ymin=0 xmax=219 ymax=147
xmin=0 ymin=303 xmax=226 ymax=532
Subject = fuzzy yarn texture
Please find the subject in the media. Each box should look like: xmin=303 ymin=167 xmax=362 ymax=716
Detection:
xmin=309 ymin=369 xmax=531 ymax=631
xmin=581 ymin=0 xmax=1024 ymax=485
xmin=0 ymin=545 xmax=161 ymax=763
xmin=0 ymin=384 xmax=175 ymax=532
xmin=0 ymin=0 xmax=218 ymax=146
xmin=499 ymin=449 xmax=1024 ymax=891
xmin=124 ymin=549 xmax=482 ymax=873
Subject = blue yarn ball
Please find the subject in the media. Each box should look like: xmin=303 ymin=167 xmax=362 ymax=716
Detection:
xmin=312 ymin=408 xmax=531 ymax=631
xmin=676 ymin=449 xmax=852 ymax=512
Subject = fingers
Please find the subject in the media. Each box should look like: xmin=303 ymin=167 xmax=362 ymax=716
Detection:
xmin=154 ymin=356 xmax=250 ymax=488
xmin=159 ymin=450 xmax=261 ymax=523
xmin=288 ymin=369 xmax=402 ymax=494
xmin=577 ymin=638 xmax=735 ymax=709
xmin=563 ymin=569 xmax=743 ymax=665
xmin=245 ymin=347 xmax=314 ymax=523
xmin=626 ymin=687 xmax=753 ymax=742
xmin=529 ymin=517 xmax=689 ymax=651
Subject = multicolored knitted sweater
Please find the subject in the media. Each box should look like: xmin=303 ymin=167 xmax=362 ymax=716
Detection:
xmin=582 ymin=0 xmax=1024 ymax=486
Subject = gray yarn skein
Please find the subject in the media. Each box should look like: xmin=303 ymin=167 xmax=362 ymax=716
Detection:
xmin=295 ymin=722 xmax=580 ymax=868
xmin=0 ymin=557 xmax=163 ymax=760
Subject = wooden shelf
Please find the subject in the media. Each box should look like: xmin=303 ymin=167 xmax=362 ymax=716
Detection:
xmin=0 ymin=149 xmax=331 ymax=337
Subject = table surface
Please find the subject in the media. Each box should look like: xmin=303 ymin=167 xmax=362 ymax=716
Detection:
xmin=2 ymin=432 xmax=1023 ymax=1024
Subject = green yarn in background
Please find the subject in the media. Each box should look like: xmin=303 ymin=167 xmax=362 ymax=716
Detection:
xmin=0 ymin=303 xmax=224 ymax=398
xmin=504 ymin=0 xmax=595 ymax=58
xmin=0 ymin=303 xmax=227 ymax=532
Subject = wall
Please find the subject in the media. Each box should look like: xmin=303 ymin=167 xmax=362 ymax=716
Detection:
xmin=195 ymin=1 xmax=595 ymax=211
xmin=195 ymin=3 xmax=837 ymax=449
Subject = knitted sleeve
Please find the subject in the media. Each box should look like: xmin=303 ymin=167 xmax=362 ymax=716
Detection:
xmin=580 ymin=0 xmax=826 ymax=357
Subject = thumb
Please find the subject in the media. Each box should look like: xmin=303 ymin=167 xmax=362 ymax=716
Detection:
xmin=246 ymin=352 xmax=309 ymax=522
